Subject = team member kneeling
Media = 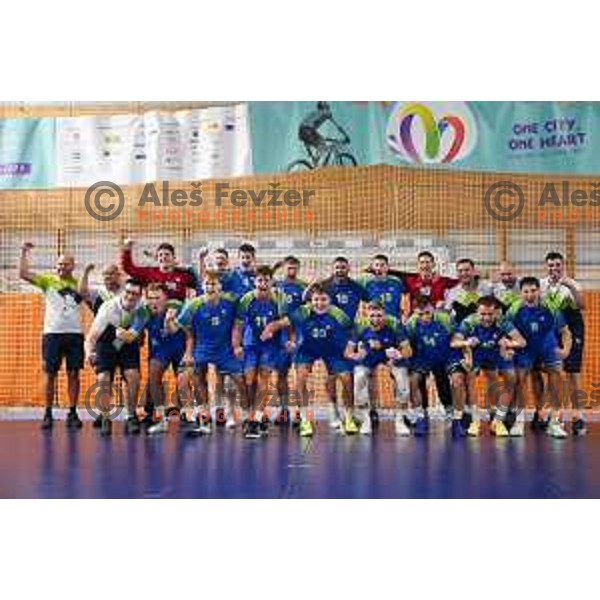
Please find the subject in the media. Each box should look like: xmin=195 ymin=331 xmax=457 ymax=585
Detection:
xmin=345 ymin=302 xmax=412 ymax=435
xmin=450 ymin=296 xmax=526 ymax=437
xmin=84 ymin=279 xmax=146 ymax=436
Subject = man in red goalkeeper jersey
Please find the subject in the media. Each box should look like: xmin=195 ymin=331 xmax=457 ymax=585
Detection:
xmin=397 ymin=251 xmax=458 ymax=314
xmin=120 ymin=239 xmax=197 ymax=301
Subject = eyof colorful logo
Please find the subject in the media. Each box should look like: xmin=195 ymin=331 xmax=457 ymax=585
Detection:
xmin=386 ymin=102 xmax=478 ymax=164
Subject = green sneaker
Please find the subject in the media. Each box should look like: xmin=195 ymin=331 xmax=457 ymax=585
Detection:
xmin=299 ymin=419 xmax=314 ymax=438
xmin=343 ymin=413 xmax=359 ymax=435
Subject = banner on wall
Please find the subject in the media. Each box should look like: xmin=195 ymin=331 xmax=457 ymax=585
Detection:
xmin=56 ymin=104 xmax=252 ymax=187
xmin=0 ymin=119 xmax=56 ymax=189
xmin=249 ymin=101 xmax=599 ymax=175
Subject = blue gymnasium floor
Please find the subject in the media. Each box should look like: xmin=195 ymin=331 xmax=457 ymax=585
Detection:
xmin=1 ymin=417 xmax=600 ymax=498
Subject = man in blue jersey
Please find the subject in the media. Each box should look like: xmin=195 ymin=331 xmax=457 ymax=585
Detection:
xmin=170 ymin=273 xmax=247 ymax=435
xmin=345 ymin=301 xmax=412 ymax=435
xmin=233 ymin=265 xmax=287 ymax=438
xmin=405 ymin=297 xmax=455 ymax=436
xmin=306 ymin=256 xmax=369 ymax=323
xmin=286 ymin=284 xmax=356 ymax=437
xmin=273 ymin=256 xmax=308 ymax=425
xmin=509 ymin=276 xmax=572 ymax=439
xmin=450 ymin=296 xmax=526 ymax=437
xmin=357 ymin=254 xmax=406 ymax=320
xmin=232 ymin=243 xmax=257 ymax=297
xmin=133 ymin=283 xmax=188 ymax=435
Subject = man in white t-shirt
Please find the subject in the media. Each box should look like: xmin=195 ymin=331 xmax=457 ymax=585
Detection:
xmin=19 ymin=242 xmax=85 ymax=430
xmin=84 ymin=279 xmax=146 ymax=436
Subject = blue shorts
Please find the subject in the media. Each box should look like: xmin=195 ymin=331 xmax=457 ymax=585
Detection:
xmin=294 ymin=349 xmax=352 ymax=375
xmin=472 ymin=350 xmax=514 ymax=373
xmin=194 ymin=350 xmax=243 ymax=375
xmin=244 ymin=344 xmax=281 ymax=372
xmin=515 ymin=345 xmax=561 ymax=370
xmin=150 ymin=342 xmax=186 ymax=372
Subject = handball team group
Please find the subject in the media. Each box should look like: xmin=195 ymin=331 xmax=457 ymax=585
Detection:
xmin=18 ymin=239 xmax=587 ymax=440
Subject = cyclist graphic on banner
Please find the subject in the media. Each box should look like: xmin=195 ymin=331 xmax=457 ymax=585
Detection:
xmin=288 ymin=102 xmax=357 ymax=171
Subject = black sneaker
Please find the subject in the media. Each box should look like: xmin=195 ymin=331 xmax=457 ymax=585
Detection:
xmin=260 ymin=413 xmax=270 ymax=433
xmin=531 ymin=410 xmax=541 ymax=432
xmin=275 ymin=407 xmax=290 ymax=426
xmin=125 ymin=416 xmax=141 ymax=435
xmin=461 ymin=411 xmax=473 ymax=430
xmin=215 ymin=407 xmax=226 ymax=426
xmin=244 ymin=420 xmax=262 ymax=439
xmin=41 ymin=410 xmax=53 ymax=430
xmin=181 ymin=415 xmax=199 ymax=436
xmin=531 ymin=410 xmax=549 ymax=432
xmin=92 ymin=415 xmax=103 ymax=429
xmin=141 ymin=404 xmax=155 ymax=429
xmin=100 ymin=416 xmax=112 ymax=437
xmin=66 ymin=410 xmax=83 ymax=430
xmin=573 ymin=418 xmax=588 ymax=436
xmin=504 ymin=410 xmax=517 ymax=431
xmin=369 ymin=409 xmax=380 ymax=431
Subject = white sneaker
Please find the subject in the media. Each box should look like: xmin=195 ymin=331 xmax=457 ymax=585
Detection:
xmin=225 ymin=416 xmax=237 ymax=430
xmin=198 ymin=420 xmax=212 ymax=435
xmin=330 ymin=418 xmax=342 ymax=430
xmin=359 ymin=416 xmax=372 ymax=435
xmin=547 ymin=420 xmax=568 ymax=439
xmin=147 ymin=420 xmax=168 ymax=435
xmin=510 ymin=422 xmax=525 ymax=437
xmin=395 ymin=415 xmax=411 ymax=436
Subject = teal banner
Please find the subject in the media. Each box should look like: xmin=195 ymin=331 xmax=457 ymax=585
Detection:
xmin=0 ymin=119 xmax=56 ymax=189
xmin=249 ymin=101 xmax=599 ymax=175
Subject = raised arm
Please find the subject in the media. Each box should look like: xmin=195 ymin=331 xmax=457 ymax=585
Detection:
xmin=78 ymin=263 xmax=95 ymax=302
xmin=18 ymin=242 xmax=36 ymax=284
xmin=120 ymin=239 xmax=150 ymax=283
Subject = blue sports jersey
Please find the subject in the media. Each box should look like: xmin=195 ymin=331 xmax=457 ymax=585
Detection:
xmin=145 ymin=307 xmax=186 ymax=352
xmin=276 ymin=278 xmax=308 ymax=315
xmin=321 ymin=277 xmax=369 ymax=321
xmin=356 ymin=275 xmax=406 ymax=317
xmin=236 ymin=290 xmax=286 ymax=348
xmin=232 ymin=267 xmax=256 ymax=297
xmin=290 ymin=304 xmax=352 ymax=357
xmin=177 ymin=293 xmax=238 ymax=356
xmin=352 ymin=315 xmax=407 ymax=368
xmin=458 ymin=314 xmax=513 ymax=366
xmin=407 ymin=316 xmax=453 ymax=368
xmin=509 ymin=302 xmax=565 ymax=349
